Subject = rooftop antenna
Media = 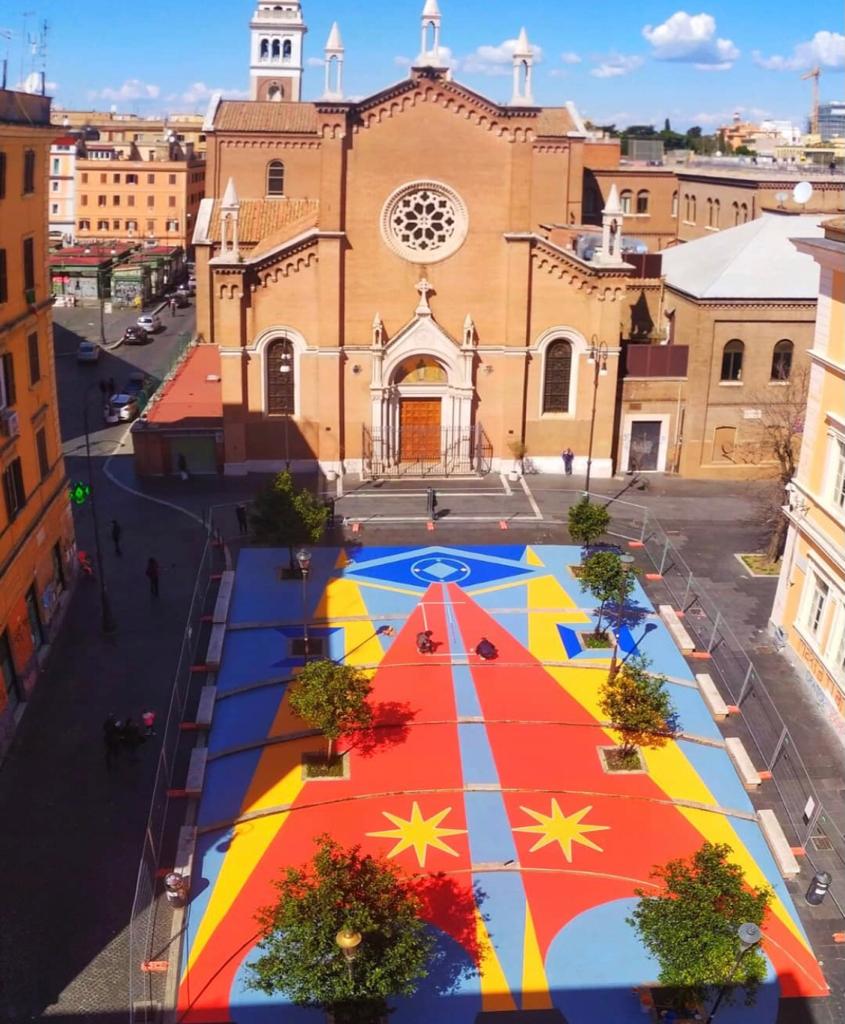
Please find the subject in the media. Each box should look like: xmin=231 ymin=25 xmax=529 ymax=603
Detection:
xmin=27 ymin=18 xmax=48 ymax=94
xmin=0 ymin=27 xmax=12 ymax=89
xmin=793 ymin=181 xmax=813 ymax=207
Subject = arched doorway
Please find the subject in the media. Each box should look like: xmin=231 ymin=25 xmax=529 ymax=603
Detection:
xmin=393 ymin=356 xmax=448 ymax=463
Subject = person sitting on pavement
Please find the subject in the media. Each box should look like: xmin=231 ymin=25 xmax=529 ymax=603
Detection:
xmin=475 ymin=637 xmax=497 ymax=660
xmin=416 ymin=630 xmax=434 ymax=654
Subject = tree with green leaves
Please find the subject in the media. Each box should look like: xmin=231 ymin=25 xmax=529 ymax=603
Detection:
xmin=599 ymin=654 xmax=677 ymax=756
xmin=249 ymin=470 xmax=329 ymax=570
xmin=247 ymin=835 xmax=435 ymax=1024
xmin=567 ymin=499 xmax=610 ymax=553
xmin=628 ymin=842 xmax=771 ymax=1012
xmin=580 ymin=551 xmax=635 ymax=638
xmin=289 ymin=659 xmax=373 ymax=764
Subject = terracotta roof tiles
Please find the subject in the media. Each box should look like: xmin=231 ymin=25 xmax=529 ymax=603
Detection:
xmin=533 ymin=107 xmax=575 ymax=136
xmin=208 ymin=197 xmax=320 ymax=246
xmin=214 ymin=101 xmax=319 ymax=134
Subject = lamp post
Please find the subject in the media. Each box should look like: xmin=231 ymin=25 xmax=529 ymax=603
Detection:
xmin=584 ymin=335 xmax=609 ymax=498
xmin=82 ymin=384 xmax=116 ymax=634
xmin=706 ymin=922 xmax=763 ymax=1022
xmin=335 ymin=927 xmax=362 ymax=983
xmin=296 ymin=547 xmax=312 ymax=663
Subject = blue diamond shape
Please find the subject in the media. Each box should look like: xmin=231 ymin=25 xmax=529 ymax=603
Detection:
xmin=345 ymin=548 xmax=533 ymax=589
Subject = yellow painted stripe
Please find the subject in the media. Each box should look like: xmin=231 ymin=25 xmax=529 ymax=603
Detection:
xmin=521 ymin=904 xmax=553 ymax=1009
xmin=525 ymin=547 xmax=545 ymax=567
xmin=475 ymin=909 xmax=518 ymax=1011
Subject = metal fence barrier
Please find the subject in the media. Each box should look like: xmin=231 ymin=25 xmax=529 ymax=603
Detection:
xmin=128 ymin=530 xmax=220 ymax=1023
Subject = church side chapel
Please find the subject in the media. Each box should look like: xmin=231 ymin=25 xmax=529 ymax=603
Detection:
xmin=193 ymin=1 xmax=660 ymax=478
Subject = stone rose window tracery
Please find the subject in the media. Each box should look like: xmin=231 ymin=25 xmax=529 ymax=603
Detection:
xmin=381 ymin=180 xmax=468 ymax=264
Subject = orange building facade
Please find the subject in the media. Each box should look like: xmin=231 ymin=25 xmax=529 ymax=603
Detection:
xmin=0 ymin=89 xmax=76 ymax=760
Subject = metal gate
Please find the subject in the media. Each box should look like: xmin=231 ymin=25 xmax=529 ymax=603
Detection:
xmin=362 ymin=423 xmax=493 ymax=478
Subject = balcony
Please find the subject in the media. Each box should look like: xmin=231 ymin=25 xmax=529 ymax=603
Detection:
xmin=623 ymin=344 xmax=688 ymax=378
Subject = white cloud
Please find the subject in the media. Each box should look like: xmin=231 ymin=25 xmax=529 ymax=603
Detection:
xmin=590 ymin=54 xmax=645 ymax=78
xmin=461 ymin=37 xmax=543 ymax=77
xmin=560 ymin=51 xmax=582 ymax=65
xmin=643 ymin=11 xmax=739 ymax=67
xmin=394 ymin=55 xmax=413 ymax=68
xmin=753 ymin=31 xmax=845 ymax=71
xmin=306 ymin=56 xmax=325 ymax=68
xmin=171 ymin=82 xmax=249 ymax=106
xmin=91 ymin=79 xmax=161 ymax=102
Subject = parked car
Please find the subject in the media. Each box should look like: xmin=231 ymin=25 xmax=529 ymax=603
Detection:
xmin=167 ymin=290 xmax=189 ymax=307
xmin=124 ymin=370 xmax=150 ymax=397
xmin=103 ymin=393 xmax=140 ymax=424
xmin=121 ymin=325 xmax=148 ymax=345
xmin=137 ymin=313 xmax=162 ymax=333
xmin=76 ymin=340 xmax=101 ymax=363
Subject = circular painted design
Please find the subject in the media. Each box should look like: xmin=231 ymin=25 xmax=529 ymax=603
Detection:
xmin=381 ymin=180 xmax=468 ymax=264
xmin=410 ymin=556 xmax=472 ymax=584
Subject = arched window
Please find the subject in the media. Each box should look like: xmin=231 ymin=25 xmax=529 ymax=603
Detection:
xmin=620 ymin=190 xmax=632 ymax=214
xmin=267 ymin=160 xmax=285 ymax=196
xmin=690 ymin=195 xmax=696 ymax=222
xmin=542 ymin=340 xmax=573 ymax=413
xmin=713 ymin=199 xmax=720 ymax=228
xmin=771 ymin=339 xmax=793 ymax=380
xmin=721 ymin=339 xmax=744 ymax=382
xmin=706 ymin=198 xmax=714 ymax=226
xmin=267 ymin=337 xmax=295 ymax=414
xmin=733 ymin=201 xmax=740 ymax=225
xmin=267 ymin=84 xmax=282 ymax=101
xmin=271 ymin=39 xmax=281 ymax=59
xmin=283 ymin=39 xmax=292 ymax=60
xmin=636 ymin=189 xmax=649 ymax=214
xmin=740 ymin=202 xmax=748 ymax=223
xmin=260 ymin=38 xmax=269 ymax=59
xmin=671 ymin=191 xmax=678 ymax=218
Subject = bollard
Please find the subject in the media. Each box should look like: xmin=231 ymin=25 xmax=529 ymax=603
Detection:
xmin=805 ymin=871 xmax=832 ymax=906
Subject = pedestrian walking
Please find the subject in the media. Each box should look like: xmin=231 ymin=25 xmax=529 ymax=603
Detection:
xmin=146 ymin=556 xmax=160 ymax=597
xmin=177 ymin=452 xmax=189 ymax=481
xmin=235 ymin=503 xmax=248 ymax=535
xmin=98 ymin=379 xmax=109 ymax=398
xmin=426 ymin=487 xmax=438 ymax=520
xmin=141 ymin=709 xmax=157 ymax=736
xmin=170 ymin=297 xmax=177 ymax=317
xmin=562 ymin=447 xmax=574 ymax=475
xmin=103 ymin=714 xmax=122 ymax=769
xmin=110 ymin=518 xmax=122 ymax=556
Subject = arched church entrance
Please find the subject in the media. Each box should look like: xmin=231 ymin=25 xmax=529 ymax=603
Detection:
xmin=394 ymin=356 xmax=447 ymax=463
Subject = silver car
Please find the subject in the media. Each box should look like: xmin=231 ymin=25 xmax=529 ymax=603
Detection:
xmin=104 ymin=393 xmax=140 ymax=424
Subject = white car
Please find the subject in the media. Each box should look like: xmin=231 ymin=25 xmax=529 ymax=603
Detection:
xmin=137 ymin=313 xmax=162 ymax=333
xmin=76 ymin=340 xmax=101 ymax=363
xmin=103 ymin=393 xmax=140 ymax=424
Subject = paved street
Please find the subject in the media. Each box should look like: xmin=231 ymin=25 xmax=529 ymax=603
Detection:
xmin=0 ymin=448 xmax=842 ymax=1022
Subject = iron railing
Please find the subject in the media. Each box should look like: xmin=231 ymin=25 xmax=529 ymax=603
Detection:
xmin=362 ymin=423 xmax=493 ymax=479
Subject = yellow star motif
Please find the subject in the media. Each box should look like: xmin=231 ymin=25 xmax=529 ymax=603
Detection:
xmin=514 ymin=800 xmax=609 ymax=861
xmin=367 ymin=802 xmax=466 ymax=867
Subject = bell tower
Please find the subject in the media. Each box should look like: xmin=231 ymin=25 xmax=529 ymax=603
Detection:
xmin=250 ymin=1 xmax=308 ymax=102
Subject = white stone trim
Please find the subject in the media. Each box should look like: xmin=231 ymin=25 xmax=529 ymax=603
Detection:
xmin=249 ymin=326 xmax=308 ymax=418
xmin=534 ymin=326 xmax=589 ymax=419
xmin=620 ymin=413 xmax=671 ymax=473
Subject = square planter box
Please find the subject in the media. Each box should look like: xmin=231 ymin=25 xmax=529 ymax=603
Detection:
xmin=302 ymin=751 xmax=350 ymax=781
xmin=598 ymin=745 xmax=647 ymax=774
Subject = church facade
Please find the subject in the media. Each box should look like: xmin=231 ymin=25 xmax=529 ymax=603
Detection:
xmin=193 ymin=2 xmax=661 ymax=478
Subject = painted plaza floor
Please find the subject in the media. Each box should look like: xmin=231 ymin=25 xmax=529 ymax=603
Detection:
xmin=176 ymin=545 xmax=830 ymax=1022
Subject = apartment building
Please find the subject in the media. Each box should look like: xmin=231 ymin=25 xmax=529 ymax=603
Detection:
xmin=771 ymin=217 xmax=845 ymax=719
xmin=48 ymin=134 xmax=83 ymax=244
xmin=53 ymin=109 xmax=208 ymax=155
xmin=0 ymin=89 xmax=76 ymax=759
xmin=74 ymin=138 xmax=205 ymax=251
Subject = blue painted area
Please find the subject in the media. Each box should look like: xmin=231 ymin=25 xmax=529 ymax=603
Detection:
xmin=493 ymin=608 xmax=530 ymax=649
xmin=635 ymin=619 xmax=697 ymax=680
xmin=664 ymin=684 xmax=723 ymax=741
xmin=346 ymin=547 xmax=535 ymax=590
xmin=230 ymin=944 xmax=324 ymax=1022
xmin=451 ymin=663 xmax=483 ymax=718
xmin=207 ymin=684 xmax=286 ymax=754
xmin=463 ymin=791 xmax=518 ymax=864
xmin=471 ymin=871 xmax=527 ymax=1004
xmin=558 ymin=624 xmax=584 ymax=659
xmin=677 ymin=740 xmax=754 ymax=814
xmin=199 ymin=747 xmax=264 ymax=825
xmin=545 ymin=897 xmax=779 ymax=1024
xmin=214 ymin=629 xmax=296 ymax=694
xmin=458 ymin=724 xmax=500 ymax=785
xmin=353 ymin=580 xmax=420 ymax=621
xmin=230 ymin=547 xmax=339 ymax=625
xmin=391 ymin=926 xmax=484 ymax=1023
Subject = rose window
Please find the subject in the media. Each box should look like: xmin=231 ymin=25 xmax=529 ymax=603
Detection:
xmin=381 ymin=181 xmax=468 ymax=264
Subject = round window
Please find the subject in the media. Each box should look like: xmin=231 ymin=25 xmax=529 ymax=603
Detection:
xmin=380 ymin=180 xmax=468 ymax=264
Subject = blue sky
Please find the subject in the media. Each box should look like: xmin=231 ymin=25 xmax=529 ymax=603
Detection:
xmin=3 ymin=1 xmax=843 ymax=129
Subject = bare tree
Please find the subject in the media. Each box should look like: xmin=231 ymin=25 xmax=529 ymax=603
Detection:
xmin=723 ymin=366 xmax=809 ymax=562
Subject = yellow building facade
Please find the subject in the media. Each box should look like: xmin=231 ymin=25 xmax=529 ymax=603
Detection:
xmin=771 ymin=217 xmax=845 ymax=718
xmin=0 ymin=90 xmax=76 ymax=759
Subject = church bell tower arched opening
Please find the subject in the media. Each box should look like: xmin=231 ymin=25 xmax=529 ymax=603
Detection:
xmin=249 ymin=1 xmax=308 ymax=101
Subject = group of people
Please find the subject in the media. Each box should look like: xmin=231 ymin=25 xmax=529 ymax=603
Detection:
xmin=416 ymin=630 xmax=498 ymax=660
xmin=103 ymin=710 xmax=156 ymax=768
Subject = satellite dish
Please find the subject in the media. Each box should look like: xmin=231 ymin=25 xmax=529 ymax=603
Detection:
xmin=793 ymin=181 xmax=813 ymax=205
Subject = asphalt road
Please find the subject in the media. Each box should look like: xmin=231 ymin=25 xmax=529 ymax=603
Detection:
xmin=53 ymin=301 xmax=196 ymax=458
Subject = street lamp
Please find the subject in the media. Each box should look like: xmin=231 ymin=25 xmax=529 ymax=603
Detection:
xmin=336 ymin=927 xmax=362 ymax=982
xmin=706 ymin=922 xmax=763 ymax=1022
xmin=82 ymin=384 xmax=116 ymax=634
xmin=296 ymin=547 xmax=312 ymax=662
xmin=584 ymin=335 xmax=609 ymax=498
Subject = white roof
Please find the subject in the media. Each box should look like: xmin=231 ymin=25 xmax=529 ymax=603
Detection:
xmin=660 ymin=213 xmax=825 ymax=300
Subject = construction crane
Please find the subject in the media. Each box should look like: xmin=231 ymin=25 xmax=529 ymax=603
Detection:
xmin=801 ymin=66 xmax=821 ymax=136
